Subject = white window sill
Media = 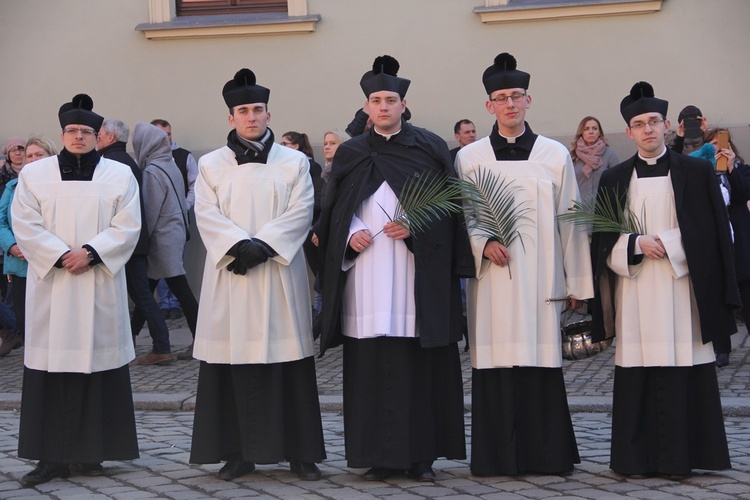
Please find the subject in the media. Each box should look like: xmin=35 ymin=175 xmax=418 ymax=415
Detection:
xmin=474 ymin=0 xmax=663 ymax=24
xmin=135 ymin=12 xmax=320 ymax=40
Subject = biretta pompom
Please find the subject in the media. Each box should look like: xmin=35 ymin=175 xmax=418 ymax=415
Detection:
xmin=222 ymin=68 xmax=270 ymax=108
xmin=620 ymin=81 xmax=668 ymax=124
xmin=360 ymin=55 xmax=410 ymax=98
xmin=482 ymin=52 xmax=530 ymax=95
xmin=58 ymin=93 xmax=104 ymax=132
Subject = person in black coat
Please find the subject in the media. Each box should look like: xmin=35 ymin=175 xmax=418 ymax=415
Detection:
xmin=98 ymin=119 xmax=174 ymax=364
xmin=590 ymin=82 xmax=738 ymax=478
xmin=704 ymin=127 xmax=750 ymax=366
xmin=317 ymin=55 xmax=473 ymax=482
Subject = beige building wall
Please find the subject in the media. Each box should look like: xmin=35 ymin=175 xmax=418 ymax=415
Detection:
xmin=1 ymin=0 xmax=749 ymax=156
xmin=2 ymin=0 xmax=749 ymax=289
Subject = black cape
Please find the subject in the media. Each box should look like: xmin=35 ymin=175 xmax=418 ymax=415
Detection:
xmin=317 ymin=121 xmax=474 ymax=354
xmin=591 ymin=150 xmax=739 ymax=345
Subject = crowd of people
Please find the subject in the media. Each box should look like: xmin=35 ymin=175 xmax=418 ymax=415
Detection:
xmin=1 ymin=51 xmax=747 ymax=488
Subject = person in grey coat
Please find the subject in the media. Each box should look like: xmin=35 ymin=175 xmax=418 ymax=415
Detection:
xmin=131 ymin=121 xmax=198 ymax=364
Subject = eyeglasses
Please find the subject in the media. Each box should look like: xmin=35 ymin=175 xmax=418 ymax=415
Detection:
xmin=7 ymin=146 xmax=24 ymax=154
xmin=629 ymin=118 xmax=664 ymax=131
xmin=63 ymin=127 xmax=97 ymax=137
xmin=489 ymin=92 xmax=526 ymax=105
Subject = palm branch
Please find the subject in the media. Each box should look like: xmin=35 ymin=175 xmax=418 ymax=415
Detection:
xmin=557 ymin=186 xmax=645 ymax=235
xmin=372 ymin=171 xmax=464 ymax=238
xmin=455 ymin=167 xmax=534 ymax=278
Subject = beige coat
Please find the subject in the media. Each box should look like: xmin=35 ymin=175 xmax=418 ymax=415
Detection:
xmin=193 ymin=143 xmax=314 ymax=364
xmin=12 ymin=156 xmax=141 ymax=373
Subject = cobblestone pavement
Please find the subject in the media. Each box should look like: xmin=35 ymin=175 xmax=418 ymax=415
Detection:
xmin=1 ymin=411 xmax=750 ymax=498
xmin=0 ymin=320 xmax=749 ymax=497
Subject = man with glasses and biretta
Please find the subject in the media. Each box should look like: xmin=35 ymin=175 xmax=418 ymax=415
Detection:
xmin=590 ymin=82 xmax=738 ymax=477
xmin=455 ymin=52 xmax=593 ymax=476
xmin=13 ymin=94 xmax=141 ymax=487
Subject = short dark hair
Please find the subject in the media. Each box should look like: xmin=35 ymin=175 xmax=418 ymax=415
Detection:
xmin=454 ymin=119 xmax=474 ymax=135
xmin=150 ymin=119 xmax=171 ymax=128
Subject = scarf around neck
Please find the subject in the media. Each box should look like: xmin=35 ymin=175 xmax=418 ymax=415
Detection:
xmin=227 ymin=128 xmax=274 ymax=165
xmin=575 ymin=137 xmax=606 ymax=178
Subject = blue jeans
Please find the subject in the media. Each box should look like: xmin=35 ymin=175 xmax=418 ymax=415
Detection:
xmin=126 ymin=255 xmax=172 ymax=354
xmin=131 ymin=273 xmax=198 ymax=342
xmin=157 ymin=279 xmax=180 ymax=310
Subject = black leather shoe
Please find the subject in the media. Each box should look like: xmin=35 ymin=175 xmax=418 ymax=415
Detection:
xmin=408 ymin=462 xmax=436 ymax=482
xmin=70 ymin=463 xmax=104 ymax=476
xmin=218 ymin=457 xmax=255 ymax=480
xmin=716 ymin=353 xmax=729 ymax=367
xmin=289 ymin=459 xmax=321 ymax=480
xmin=363 ymin=467 xmax=401 ymax=481
xmin=21 ymin=461 xmax=70 ymax=487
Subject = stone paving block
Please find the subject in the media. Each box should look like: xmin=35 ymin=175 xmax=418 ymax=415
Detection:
xmin=626 ymin=489 xmax=711 ymax=499
xmin=482 ymin=493 xmax=527 ymax=499
xmin=111 ymin=491 xmax=160 ymax=499
xmin=402 ymin=485 xmax=455 ymax=497
xmin=453 ymin=483 xmax=505 ymax=496
xmin=0 ymin=489 xmax=54 ymax=498
xmin=523 ymin=475 xmax=568 ymax=486
xmin=492 ymin=480 xmax=536 ymax=492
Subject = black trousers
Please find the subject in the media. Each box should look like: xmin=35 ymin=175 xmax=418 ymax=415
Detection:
xmin=10 ymin=275 xmax=25 ymax=339
xmin=713 ymin=278 xmax=750 ymax=355
xmin=131 ymin=274 xmax=198 ymax=341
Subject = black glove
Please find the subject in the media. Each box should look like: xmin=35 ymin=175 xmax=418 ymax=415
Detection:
xmin=226 ymin=259 xmax=248 ymax=275
xmin=226 ymin=240 xmax=252 ymax=275
xmin=237 ymin=239 xmax=276 ymax=270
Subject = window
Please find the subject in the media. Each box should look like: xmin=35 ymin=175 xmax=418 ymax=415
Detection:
xmin=176 ymin=0 xmax=286 ymax=17
xmin=137 ymin=0 xmax=320 ymax=40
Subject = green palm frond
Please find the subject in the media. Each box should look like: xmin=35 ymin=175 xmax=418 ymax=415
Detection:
xmin=557 ymin=186 xmax=645 ymax=235
xmin=455 ymin=167 xmax=534 ymax=278
xmin=373 ymin=171 xmax=464 ymax=238
xmin=455 ymin=167 xmax=534 ymax=248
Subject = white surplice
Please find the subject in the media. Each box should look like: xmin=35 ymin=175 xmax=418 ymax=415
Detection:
xmin=12 ymin=156 xmax=141 ymax=373
xmin=607 ymin=172 xmax=715 ymax=367
xmin=342 ymin=182 xmax=417 ymax=339
xmin=457 ymin=136 xmax=594 ymax=369
xmin=193 ymin=144 xmax=314 ymax=364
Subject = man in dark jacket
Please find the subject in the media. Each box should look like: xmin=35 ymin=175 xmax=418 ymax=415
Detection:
xmin=317 ymin=55 xmax=473 ymax=482
xmin=98 ymin=119 xmax=174 ymax=365
xmin=591 ymin=82 xmax=738 ymax=477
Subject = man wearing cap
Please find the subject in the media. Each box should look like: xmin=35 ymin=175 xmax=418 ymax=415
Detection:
xmin=318 ymin=55 xmax=473 ymax=482
xmin=13 ymin=94 xmax=141 ymax=486
xmin=455 ymin=53 xmax=593 ymax=476
xmin=591 ymin=82 xmax=737 ymax=477
xmin=189 ymin=69 xmax=324 ymax=481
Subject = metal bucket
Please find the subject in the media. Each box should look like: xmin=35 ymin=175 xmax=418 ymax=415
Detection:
xmin=561 ymin=319 xmax=613 ymax=360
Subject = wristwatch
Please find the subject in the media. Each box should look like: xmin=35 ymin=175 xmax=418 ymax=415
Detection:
xmin=86 ymin=249 xmax=95 ymax=263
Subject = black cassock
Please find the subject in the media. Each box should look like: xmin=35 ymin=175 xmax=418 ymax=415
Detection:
xmin=592 ymin=150 xmax=738 ymax=475
xmin=317 ymin=121 xmax=473 ymax=469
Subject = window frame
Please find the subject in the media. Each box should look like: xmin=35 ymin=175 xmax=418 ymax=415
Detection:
xmin=176 ymin=0 xmax=287 ymax=17
xmin=136 ymin=0 xmax=319 ymax=40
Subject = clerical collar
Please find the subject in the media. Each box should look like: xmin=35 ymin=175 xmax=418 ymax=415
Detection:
xmin=373 ymin=126 xmax=401 ymax=141
xmin=489 ymin=121 xmax=537 ymax=161
xmin=638 ymin=146 xmax=667 ymax=165
xmin=499 ymin=125 xmax=526 ymax=144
